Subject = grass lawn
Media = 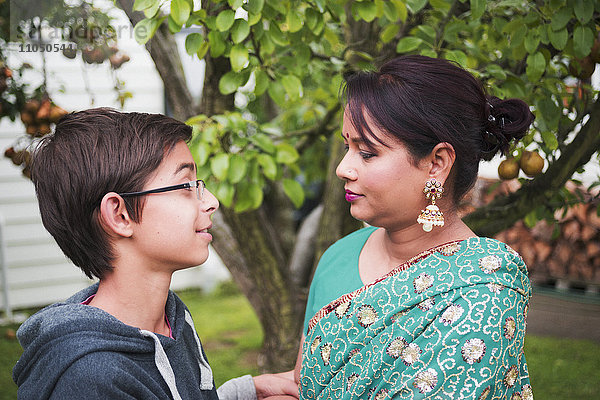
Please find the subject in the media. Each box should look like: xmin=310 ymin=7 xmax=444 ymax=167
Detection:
xmin=1 ymin=282 xmax=599 ymax=399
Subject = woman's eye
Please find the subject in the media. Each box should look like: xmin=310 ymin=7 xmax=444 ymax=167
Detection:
xmin=360 ymin=151 xmax=375 ymax=160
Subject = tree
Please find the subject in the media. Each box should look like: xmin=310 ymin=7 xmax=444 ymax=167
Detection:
xmin=3 ymin=0 xmax=600 ymax=371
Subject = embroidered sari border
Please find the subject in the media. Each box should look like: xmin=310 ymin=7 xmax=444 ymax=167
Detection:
xmin=307 ymin=238 xmax=470 ymax=333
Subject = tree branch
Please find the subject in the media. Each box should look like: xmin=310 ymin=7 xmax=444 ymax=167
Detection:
xmin=116 ymin=0 xmax=196 ymax=120
xmin=464 ymin=98 xmax=600 ymax=236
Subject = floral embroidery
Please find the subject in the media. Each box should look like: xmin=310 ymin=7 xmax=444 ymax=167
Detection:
xmin=348 ymin=348 xmax=360 ymax=359
xmin=320 ymin=343 xmax=332 ymax=366
xmin=504 ymin=317 xmax=516 ymax=340
xmin=413 ymin=273 xmax=434 ymax=293
xmin=440 ymin=304 xmax=464 ymax=325
xmin=335 ymin=302 xmax=350 ymax=319
xmin=413 ymin=368 xmax=438 ymax=394
xmin=479 ymin=255 xmax=502 ymax=274
xmin=401 ymin=343 xmax=422 ymax=366
xmin=506 ymin=244 xmax=522 ymax=260
xmin=391 ymin=310 xmax=406 ymax=322
xmin=486 ymin=282 xmax=504 ymax=294
xmin=386 ymin=337 xmax=407 ymax=358
xmin=438 ymin=242 xmax=460 ymax=256
xmin=357 ymin=305 xmax=378 ymax=327
xmin=511 ymin=392 xmax=522 ymax=400
xmin=373 ymin=389 xmax=389 ymax=400
xmin=346 ymin=373 xmax=358 ymax=391
xmin=461 ymin=338 xmax=486 ymax=364
xmin=503 ymin=365 xmax=518 ymax=387
xmin=417 ymin=298 xmax=435 ymax=311
xmin=521 ymin=384 xmax=533 ymax=400
xmin=310 ymin=336 xmax=321 ymax=354
xmin=478 ymin=386 xmax=491 ymax=400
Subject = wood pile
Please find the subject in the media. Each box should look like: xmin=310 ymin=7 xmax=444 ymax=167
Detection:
xmin=462 ymin=178 xmax=600 ymax=290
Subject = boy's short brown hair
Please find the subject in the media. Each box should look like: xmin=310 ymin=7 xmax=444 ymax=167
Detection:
xmin=31 ymin=108 xmax=192 ymax=279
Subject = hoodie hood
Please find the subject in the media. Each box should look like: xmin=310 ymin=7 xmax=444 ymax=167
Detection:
xmin=13 ymin=283 xmax=214 ymax=399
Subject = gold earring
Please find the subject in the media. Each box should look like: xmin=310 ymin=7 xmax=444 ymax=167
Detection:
xmin=417 ymin=178 xmax=444 ymax=232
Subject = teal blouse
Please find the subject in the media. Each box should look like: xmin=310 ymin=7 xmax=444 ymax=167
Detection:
xmin=303 ymin=226 xmax=376 ymax=334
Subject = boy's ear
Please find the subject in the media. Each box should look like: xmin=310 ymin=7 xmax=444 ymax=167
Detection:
xmin=98 ymin=193 xmax=134 ymax=238
xmin=427 ymin=142 xmax=456 ymax=183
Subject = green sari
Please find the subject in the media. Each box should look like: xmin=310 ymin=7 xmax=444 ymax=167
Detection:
xmin=300 ymin=237 xmax=532 ymax=399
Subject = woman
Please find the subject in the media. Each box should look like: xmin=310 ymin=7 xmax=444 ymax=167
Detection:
xmin=297 ymin=56 xmax=535 ymax=399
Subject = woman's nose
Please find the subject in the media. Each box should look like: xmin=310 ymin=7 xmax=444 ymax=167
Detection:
xmin=336 ymin=154 xmax=357 ymax=181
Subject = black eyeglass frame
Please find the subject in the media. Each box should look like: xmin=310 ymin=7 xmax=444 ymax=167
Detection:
xmin=118 ymin=179 xmax=205 ymax=200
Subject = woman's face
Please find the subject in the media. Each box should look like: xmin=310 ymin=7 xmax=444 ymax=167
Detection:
xmin=336 ymin=108 xmax=431 ymax=231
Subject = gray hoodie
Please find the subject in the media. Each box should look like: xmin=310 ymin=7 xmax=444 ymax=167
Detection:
xmin=13 ymin=283 xmax=218 ymax=399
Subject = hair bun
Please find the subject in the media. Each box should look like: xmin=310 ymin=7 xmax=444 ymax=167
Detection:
xmin=482 ymin=96 xmax=535 ymax=160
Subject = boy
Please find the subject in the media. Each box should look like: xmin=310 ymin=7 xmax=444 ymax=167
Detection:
xmin=12 ymin=108 xmax=291 ymax=399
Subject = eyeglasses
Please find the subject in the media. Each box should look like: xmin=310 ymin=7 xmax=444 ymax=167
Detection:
xmin=118 ymin=179 xmax=205 ymax=200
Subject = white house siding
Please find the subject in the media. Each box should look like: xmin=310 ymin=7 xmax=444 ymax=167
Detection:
xmin=0 ymin=4 xmax=228 ymax=314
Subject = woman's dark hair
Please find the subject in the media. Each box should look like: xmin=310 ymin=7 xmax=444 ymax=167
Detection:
xmin=31 ymin=108 xmax=192 ymax=279
xmin=342 ymin=55 xmax=535 ymax=203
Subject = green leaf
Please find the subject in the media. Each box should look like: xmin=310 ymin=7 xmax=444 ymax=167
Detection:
xmin=230 ymin=44 xmax=249 ymax=72
xmin=197 ymin=41 xmax=210 ymax=60
xmin=470 ymin=0 xmax=485 ymax=20
xmin=219 ymin=70 xmax=243 ymax=95
xmin=524 ymin=28 xmax=540 ymax=53
xmin=305 ymin=8 xmax=321 ymax=32
xmin=281 ymin=74 xmax=303 ymax=100
xmin=257 ymin=154 xmax=278 ymax=180
xmin=548 ymin=26 xmax=568 ymax=50
xmin=276 ymin=143 xmax=299 ymax=164
xmin=282 ymin=178 xmax=304 ymax=208
xmin=444 ymin=50 xmax=468 ymax=67
xmin=353 ymin=1 xmax=378 ymax=22
xmin=541 ymin=130 xmax=559 ymax=150
xmin=267 ymin=81 xmax=286 ymax=106
xmin=486 ymin=63 xmax=507 ymax=79
xmin=234 ymin=182 xmax=263 ymax=212
xmin=286 ymin=9 xmax=304 ymax=32
xmin=268 ymin=23 xmax=288 ymax=46
xmin=171 ymin=0 xmax=191 ymax=27
xmin=228 ymin=154 xmax=248 ymax=183
xmin=524 ymin=210 xmax=538 ymax=228
xmin=254 ymin=69 xmax=269 ymax=96
xmin=550 ymin=7 xmax=572 ymax=31
xmin=393 ymin=0 xmax=408 ymax=22
xmin=167 ymin=14 xmax=182 ymax=33
xmin=134 ymin=17 xmax=165 ymax=45
xmin=383 ymin=1 xmax=398 ymax=21
xmin=381 ymin=24 xmax=400 ymax=43
xmin=216 ymin=9 xmax=235 ymax=32
xmin=144 ymin=2 xmax=161 ymax=18
xmin=214 ymin=182 xmax=235 ymax=208
xmin=573 ymin=24 xmax=594 ymax=58
xmin=250 ymin=133 xmax=276 ymax=153
xmin=245 ymin=0 xmax=265 ymax=14
xmin=396 ymin=37 xmax=423 ymax=53
xmin=574 ymin=0 xmax=594 ymax=24
xmin=208 ymin=31 xmax=226 ymax=58
xmin=231 ymin=19 xmax=250 ymax=43
xmin=194 ymin=142 xmax=211 ymax=167
xmin=228 ymin=0 xmax=244 ymax=10
xmin=406 ymin=0 xmax=427 ymax=14
xmin=526 ymin=51 xmax=546 ymax=82
xmin=133 ymin=0 xmax=157 ymax=11
xmin=185 ymin=33 xmax=204 ymax=55
xmin=211 ymin=153 xmax=230 ymax=181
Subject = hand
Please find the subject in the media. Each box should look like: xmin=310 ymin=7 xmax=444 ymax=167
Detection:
xmin=253 ymin=370 xmax=298 ymax=399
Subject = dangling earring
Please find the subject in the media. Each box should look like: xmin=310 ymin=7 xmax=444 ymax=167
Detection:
xmin=417 ymin=178 xmax=444 ymax=232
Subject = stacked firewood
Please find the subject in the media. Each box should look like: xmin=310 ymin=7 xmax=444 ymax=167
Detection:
xmin=463 ymin=178 xmax=600 ymax=288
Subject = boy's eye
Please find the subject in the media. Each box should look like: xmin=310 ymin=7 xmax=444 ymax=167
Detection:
xmin=360 ymin=151 xmax=375 ymax=160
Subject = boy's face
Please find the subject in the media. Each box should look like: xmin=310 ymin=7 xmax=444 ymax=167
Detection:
xmin=129 ymin=141 xmax=219 ymax=272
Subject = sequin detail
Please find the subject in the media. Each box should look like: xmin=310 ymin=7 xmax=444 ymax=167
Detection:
xmin=401 ymin=343 xmax=422 ymax=366
xmin=357 ymin=305 xmax=378 ymax=327
xmin=413 ymin=273 xmax=434 ymax=293
xmin=413 ymin=368 xmax=438 ymax=394
xmin=479 ymin=255 xmax=502 ymax=274
xmin=320 ymin=343 xmax=332 ymax=365
xmin=440 ymin=304 xmax=464 ymax=325
xmin=503 ymin=365 xmax=518 ymax=387
xmin=462 ymin=338 xmax=486 ymax=364
xmin=504 ymin=317 xmax=516 ymax=340
xmin=386 ymin=337 xmax=407 ymax=358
